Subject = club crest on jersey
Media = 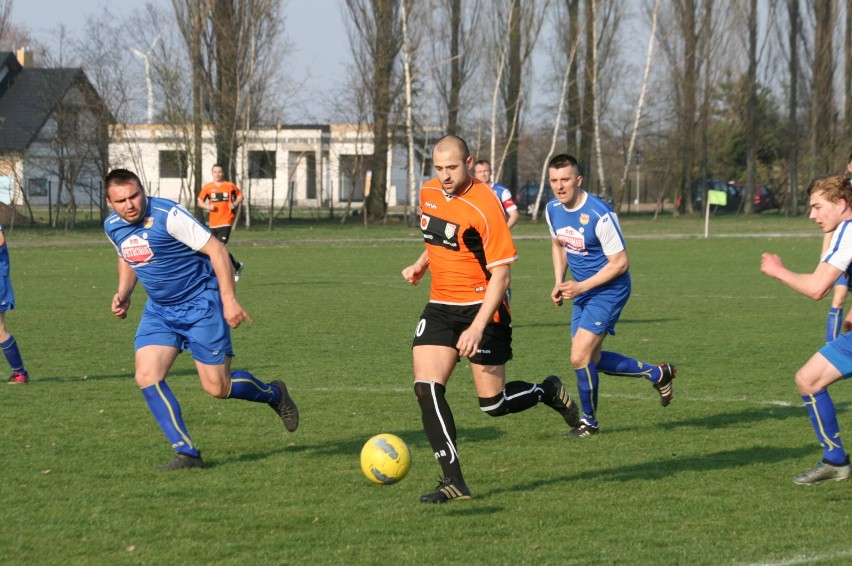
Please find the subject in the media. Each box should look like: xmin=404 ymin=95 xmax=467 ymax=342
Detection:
xmin=120 ymin=234 xmax=154 ymax=264
xmin=421 ymin=215 xmax=430 ymax=230
xmin=580 ymin=213 xmax=590 ymax=225
xmin=143 ymin=217 xmax=154 ymax=229
xmin=444 ymin=222 xmax=457 ymax=239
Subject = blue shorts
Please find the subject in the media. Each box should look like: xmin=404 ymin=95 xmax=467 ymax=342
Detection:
xmin=0 ymin=274 xmax=14 ymax=312
xmin=571 ymin=285 xmax=630 ymax=337
xmin=836 ymin=273 xmax=849 ymax=287
xmin=820 ymin=334 xmax=852 ymax=378
xmin=135 ymin=288 xmax=233 ymax=365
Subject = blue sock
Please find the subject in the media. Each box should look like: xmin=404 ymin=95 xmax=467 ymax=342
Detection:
xmin=803 ymin=390 xmax=847 ymax=465
xmin=0 ymin=334 xmax=25 ymax=373
xmin=141 ymin=381 xmax=200 ymax=457
xmin=575 ymin=363 xmax=599 ymax=426
xmin=598 ymin=351 xmax=660 ymax=383
xmin=826 ymin=308 xmax=844 ymax=343
xmin=227 ymin=370 xmax=279 ymax=403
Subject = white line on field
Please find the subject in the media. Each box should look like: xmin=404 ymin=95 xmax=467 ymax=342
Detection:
xmin=740 ymin=548 xmax=852 ymax=566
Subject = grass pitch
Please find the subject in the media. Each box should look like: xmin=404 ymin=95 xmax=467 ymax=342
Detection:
xmin=2 ymin=214 xmax=852 ymax=565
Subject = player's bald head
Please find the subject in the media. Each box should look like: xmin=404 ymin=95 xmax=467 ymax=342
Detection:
xmin=433 ymin=135 xmax=471 ymax=161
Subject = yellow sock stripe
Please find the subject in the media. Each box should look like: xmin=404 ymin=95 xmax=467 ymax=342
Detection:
xmin=579 ymin=365 xmax=597 ymax=413
xmin=155 ymin=382 xmax=196 ymax=450
xmin=806 ymin=394 xmax=843 ymax=451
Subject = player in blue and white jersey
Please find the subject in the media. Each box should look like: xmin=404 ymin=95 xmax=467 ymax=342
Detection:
xmin=544 ymin=154 xmax=676 ymax=438
xmin=103 ymin=168 xmax=298 ymax=471
xmin=762 ymin=173 xmax=852 ymax=485
xmin=0 ymin=225 xmax=28 ymax=383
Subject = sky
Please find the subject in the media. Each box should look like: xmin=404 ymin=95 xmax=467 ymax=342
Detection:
xmin=9 ymin=0 xmax=352 ymax=121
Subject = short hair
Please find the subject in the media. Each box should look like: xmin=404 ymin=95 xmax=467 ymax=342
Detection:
xmin=213 ymin=163 xmax=224 ymax=169
xmin=433 ymin=134 xmax=471 ymax=160
xmin=807 ymin=173 xmax=852 ymax=203
xmin=474 ymin=159 xmax=491 ymax=168
xmin=104 ymin=168 xmax=143 ymax=194
xmin=548 ymin=153 xmax=583 ymax=176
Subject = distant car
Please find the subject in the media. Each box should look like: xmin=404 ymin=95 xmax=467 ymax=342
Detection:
xmin=515 ymin=183 xmax=550 ymax=214
xmin=730 ymin=183 xmax=779 ymax=213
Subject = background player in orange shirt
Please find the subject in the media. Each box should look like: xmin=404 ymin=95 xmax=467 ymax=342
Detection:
xmin=197 ymin=164 xmax=245 ymax=281
xmin=401 ymin=135 xmax=579 ymax=504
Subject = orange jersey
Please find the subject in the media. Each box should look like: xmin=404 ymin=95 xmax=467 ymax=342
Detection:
xmin=198 ymin=181 xmax=242 ymax=228
xmin=419 ymin=176 xmax=518 ymax=305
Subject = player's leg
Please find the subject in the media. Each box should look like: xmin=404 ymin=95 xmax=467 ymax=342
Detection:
xmin=187 ymin=291 xmax=298 ymax=432
xmin=568 ymin=327 xmax=607 ymax=436
xmin=597 ymin=351 xmax=677 ymax=406
xmin=135 ymin=344 xmax=203 ymax=470
xmin=792 ymin=342 xmax=852 ymax=484
xmin=0 ymin=312 xmax=27 ymax=383
xmin=825 ymin=275 xmax=848 ymax=343
xmin=214 ymin=226 xmax=244 ymax=278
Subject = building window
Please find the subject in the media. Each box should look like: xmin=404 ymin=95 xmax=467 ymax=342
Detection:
xmin=248 ymin=151 xmax=276 ymax=179
xmin=159 ymin=150 xmax=188 ymax=178
xmin=28 ymin=178 xmax=49 ymax=197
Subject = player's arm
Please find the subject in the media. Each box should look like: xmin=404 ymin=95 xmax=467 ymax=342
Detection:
xmin=230 ymin=187 xmax=244 ymax=210
xmin=112 ymin=258 xmax=138 ymax=319
xmin=761 ymin=253 xmax=840 ymax=300
xmin=198 ymin=236 xmax=251 ymax=328
xmin=197 ymin=192 xmax=214 ymax=212
xmin=457 ymin=264 xmax=510 ymax=359
xmin=558 ymin=249 xmax=628 ymax=301
xmin=550 ymin=237 xmax=568 ymax=306
xmin=505 ymin=207 xmax=519 ymax=229
xmin=402 ymin=249 xmax=430 ymax=286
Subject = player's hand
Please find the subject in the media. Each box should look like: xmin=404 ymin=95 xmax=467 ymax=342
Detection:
xmin=112 ymin=293 xmax=130 ymax=319
xmin=551 ymin=285 xmax=564 ymax=306
xmin=402 ymin=263 xmax=427 ymax=286
xmin=556 ymin=280 xmax=581 ymax=301
xmin=760 ymin=253 xmax=784 ymax=278
xmin=456 ymin=326 xmax=482 ymax=359
xmin=223 ymin=299 xmax=252 ymax=329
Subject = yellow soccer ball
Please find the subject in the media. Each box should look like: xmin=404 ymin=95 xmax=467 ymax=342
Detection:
xmin=360 ymin=433 xmax=411 ymax=485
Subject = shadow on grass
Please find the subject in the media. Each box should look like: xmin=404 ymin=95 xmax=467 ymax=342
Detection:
xmin=486 ymin=444 xmax=815 ymax=497
xmin=34 ymin=367 xmax=199 ymax=382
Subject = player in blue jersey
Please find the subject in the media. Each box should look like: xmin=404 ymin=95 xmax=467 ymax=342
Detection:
xmin=544 ymin=154 xmax=676 ymax=437
xmin=103 ymin=168 xmax=298 ymax=471
xmin=761 ymin=173 xmax=852 ymax=484
xmin=0 ymin=225 xmax=28 ymax=383
xmin=473 ymin=159 xmax=520 ymax=229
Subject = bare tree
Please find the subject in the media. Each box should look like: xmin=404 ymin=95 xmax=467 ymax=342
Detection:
xmin=811 ymin=1 xmax=835 ymax=175
xmin=344 ymin=0 xmax=403 ymax=223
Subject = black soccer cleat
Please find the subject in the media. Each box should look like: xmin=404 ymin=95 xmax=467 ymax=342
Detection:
xmin=420 ymin=477 xmax=472 ymax=504
xmin=543 ymin=375 xmax=580 ymax=428
xmin=269 ymin=380 xmax=299 ymax=432
xmin=564 ymin=419 xmax=600 ymax=438
xmin=653 ymin=363 xmax=677 ymax=407
xmin=156 ymin=452 xmax=204 ymax=471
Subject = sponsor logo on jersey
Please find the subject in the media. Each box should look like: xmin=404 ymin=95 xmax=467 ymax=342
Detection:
xmin=120 ymin=234 xmax=154 ymax=263
xmin=424 ymin=201 xmax=437 ymax=209
xmin=580 ymin=213 xmax=590 ymax=225
xmin=421 ymin=215 xmax=430 ymax=230
xmin=444 ymin=222 xmax=457 ymax=239
xmin=422 ymin=214 xmax=460 ymax=251
xmin=556 ymin=227 xmax=586 ymax=254
xmin=143 ymin=217 xmax=154 ymax=229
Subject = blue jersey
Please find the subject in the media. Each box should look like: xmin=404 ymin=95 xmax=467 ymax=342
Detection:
xmin=545 ymin=191 xmax=630 ymax=292
xmin=104 ymin=196 xmax=215 ymax=306
xmin=0 ymin=224 xmax=9 ymax=277
xmin=0 ymin=224 xmax=13 ymax=312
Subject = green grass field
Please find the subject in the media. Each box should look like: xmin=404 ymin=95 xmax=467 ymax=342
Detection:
xmin=2 ymin=214 xmax=851 ymax=565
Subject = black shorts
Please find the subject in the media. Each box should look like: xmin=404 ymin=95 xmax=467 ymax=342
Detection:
xmin=412 ymin=302 xmax=513 ymax=365
xmin=210 ymin=226 xmax=232 ymax=244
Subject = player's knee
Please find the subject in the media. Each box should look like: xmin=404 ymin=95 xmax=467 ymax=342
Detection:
xmin=479 ymin=393 xmax=509 ymax=417
xmin=202 ymin=381 xmax=230 ymax=399
xmin=414 ymin=381 xmax=445 ymax=408
xmin=794 ymin=370 xmax=818 ymax=395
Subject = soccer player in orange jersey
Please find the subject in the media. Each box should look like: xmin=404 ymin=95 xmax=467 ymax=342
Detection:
xmin=401 ymin=135 xmax=579 ymax=503
xmin=198 ymin=164 xmax=245 ymax=281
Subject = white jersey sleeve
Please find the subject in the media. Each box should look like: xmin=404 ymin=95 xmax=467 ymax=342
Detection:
xmin=824 ymin=223 xmax=852 ymax=273
xmin=165 ymin=204 xmax=212 ymax=251
xmin=595 ymin=211 xmax=626 ymax=256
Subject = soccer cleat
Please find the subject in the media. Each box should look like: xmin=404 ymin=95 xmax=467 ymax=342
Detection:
xmin=269 ymin=380 xmax=299 ymax=432
xmin=793 ymin=460 xmax=852 ymax=485
xmin=156 ymin=452 xmax=204 ymax=471
xmin=543 ymin=375 xmax=580 ymax=428
xmin=653 ymin=363 xmax=677 ymax=407
xmin=234 ymin=261 xmax=245 ymax=282
xmin=7 ymin=370 xmax=28 ymax=384
xmin=420 ymin=477 xmax=472 ymax=503
xmin=564 ymin=419 xmax=600 ymax=438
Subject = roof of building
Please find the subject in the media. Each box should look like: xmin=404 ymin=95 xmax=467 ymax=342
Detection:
xmin=0 ymin=52 xmax=113 ymax=152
